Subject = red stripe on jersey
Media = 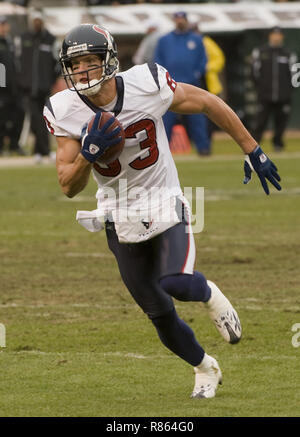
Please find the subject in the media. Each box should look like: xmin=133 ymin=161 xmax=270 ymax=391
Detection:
xmin=43 ymin=115 xmax=54 ymax=135
xmin=166 ymin=72 xmax=177 ymax=93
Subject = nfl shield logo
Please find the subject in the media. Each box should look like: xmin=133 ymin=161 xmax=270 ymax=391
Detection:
xmin=89 ymin=144 xmax=100 ymax=155
xmin=259 ymin=153 xmax=267 ymax=163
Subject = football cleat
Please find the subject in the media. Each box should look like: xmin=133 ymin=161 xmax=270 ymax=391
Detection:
xmin=205 ymin=280 xmax=242 ymax=344
xmin=191 ymin=354 xmax=222 ymax=399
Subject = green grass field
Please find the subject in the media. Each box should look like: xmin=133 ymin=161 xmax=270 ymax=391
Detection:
xmin=0 ymin=138 xmax=299 ymax=417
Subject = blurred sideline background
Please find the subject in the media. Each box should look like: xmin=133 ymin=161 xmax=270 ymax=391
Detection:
xmin=1 ymin=0 xmax=300 ymax=159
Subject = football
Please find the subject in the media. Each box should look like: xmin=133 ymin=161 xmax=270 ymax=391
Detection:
xmin=87 ymin=111 xmax=125 ymax=164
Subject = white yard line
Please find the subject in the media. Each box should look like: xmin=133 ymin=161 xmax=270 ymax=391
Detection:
xmin=0 ymin=302 xmax=296 ymax=313
xmin=0 ymin=303 xmax=137 ymax=309
xmin=0 ymin=231 xmax=76 ymax=236
xmin=2 ymin=350 xmax=169 ymax=360
xmin=174 ymin=152 xmax=300 ymax=162
xmin=2 ymin=350 xmax=297 ymax=362
xmin=65 ymin=252 xmax=113 ymax=258
xmin=1 ymin=151 xmax=300 ymax=168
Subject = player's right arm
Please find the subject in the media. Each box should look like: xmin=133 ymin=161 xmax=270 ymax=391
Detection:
xmin=56 ymin=136 xmax=92 ymax=198
xmin=55 ymin=113 xmax=122 ymax=197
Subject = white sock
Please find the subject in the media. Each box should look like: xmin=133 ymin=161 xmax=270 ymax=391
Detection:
xmin=195 ymin=353 xmax=212 ymax=371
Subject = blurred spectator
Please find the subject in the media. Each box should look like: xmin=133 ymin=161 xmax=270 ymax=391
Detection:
xmin=86 ymin=0 xmax=141 ymax=4
xmin=155 ymin=11 xmax=210 ymax=155
xmin=17 ymin=9 xmax=60 ymax=162
xmin=190 ymin=22 xmax=225 ymax=146
xmin=198 ymin=32 xmax=225 ymax=96
xmin=132 ymin=20 xmax=160 ymax=65
xmin=86 ymin=0 xmax=177 ymax=4
xmin=0 ymin=16 xmax=24 ymax=156
xmin=251 ymin=26 xmax=297 ymax=151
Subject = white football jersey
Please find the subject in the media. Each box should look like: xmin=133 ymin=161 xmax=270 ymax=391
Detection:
xmin=43 ymin=63 xmax=182 ymax=213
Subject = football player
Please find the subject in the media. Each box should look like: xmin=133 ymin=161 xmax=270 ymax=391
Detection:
xmin=43 ymin=24 xmax=281 ymax=399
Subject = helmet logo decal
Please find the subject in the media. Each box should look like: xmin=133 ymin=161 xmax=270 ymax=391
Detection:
xmin=67 ymin=43 xmax=88 ymax=55
xmin=93 ymin=25 xmax=108 ymax=39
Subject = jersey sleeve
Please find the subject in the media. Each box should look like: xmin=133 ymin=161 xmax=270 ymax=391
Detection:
xmin=43 ymin=103 xmax=69 ymax=137
xmin=147 ymin=63 xmax=177 ymax=117
xmin=156 ymin=63 xmax=177 ymax=101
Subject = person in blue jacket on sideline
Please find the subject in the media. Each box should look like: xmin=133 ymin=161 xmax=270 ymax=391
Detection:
xmin=154 ymin=11 xmax=210 ymax=155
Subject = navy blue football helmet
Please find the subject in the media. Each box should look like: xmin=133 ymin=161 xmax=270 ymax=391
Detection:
xmin=60 ymin=23 xmax=119 ymax=96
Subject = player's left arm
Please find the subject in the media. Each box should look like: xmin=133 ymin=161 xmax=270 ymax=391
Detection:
xmin=169 ymin=82 xmax=281 ymax=194
xmin=170 ymin=82 xmax=256 ymax=154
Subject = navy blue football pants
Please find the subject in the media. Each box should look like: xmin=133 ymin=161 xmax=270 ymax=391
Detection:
xmin=105 ymin=218 xmax=210 ymax=366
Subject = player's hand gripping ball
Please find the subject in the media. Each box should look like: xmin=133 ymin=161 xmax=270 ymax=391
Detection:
xmin=81 ymin=111 xmax=125 ymax=164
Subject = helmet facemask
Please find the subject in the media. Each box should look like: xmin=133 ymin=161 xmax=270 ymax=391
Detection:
xmin=63 ymin=55 xmax=104 ymax=96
